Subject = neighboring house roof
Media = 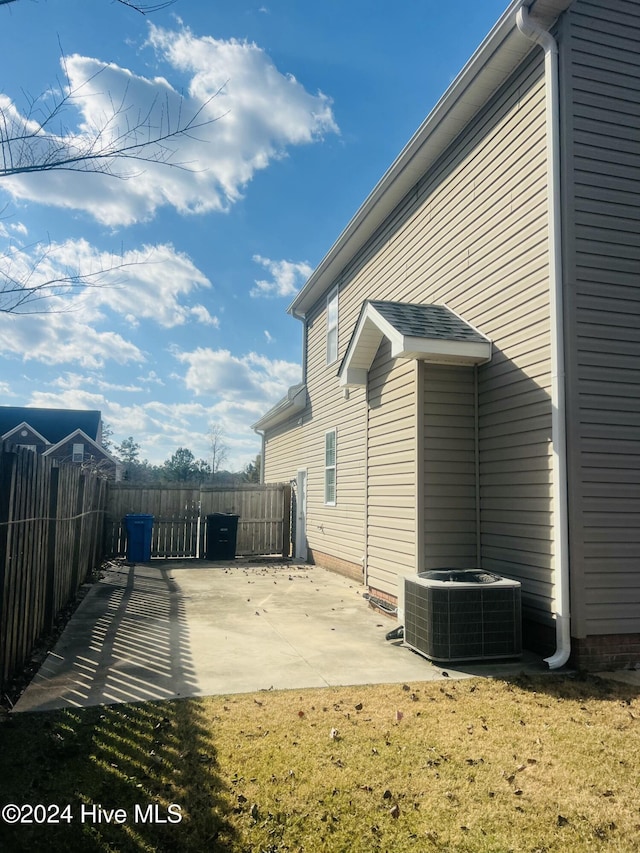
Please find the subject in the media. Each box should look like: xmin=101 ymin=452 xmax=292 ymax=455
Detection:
xmin=288 ymin=0 xmax=573 ymax=317
xmin=339 ymin=301 xmax=492 ymax=387
xmin=252 ymin=383 xmax=307 ymax=432
xmin=42 ymin=428 xmax=118 ymax=465
xmin=0 ymin=406 xmax=101 ymax=444
xmin=1 ymin=420 xmax=51 ymax=445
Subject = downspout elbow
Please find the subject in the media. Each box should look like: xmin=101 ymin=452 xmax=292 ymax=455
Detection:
xmin=516 ymin=7 xmax=558 ymax=55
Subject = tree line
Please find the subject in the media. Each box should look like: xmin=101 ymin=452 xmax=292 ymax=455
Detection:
xmin=105 ymin=428 xmax=260 ymax=485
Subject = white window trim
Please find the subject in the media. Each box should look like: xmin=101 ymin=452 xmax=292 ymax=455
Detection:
xmin=326 ymin=287 xmax=338 ymax=365
xmin=72 ymin=442 xmax=85 ymax=462
xmin=324 ymin=428 xmax=337 ymax=506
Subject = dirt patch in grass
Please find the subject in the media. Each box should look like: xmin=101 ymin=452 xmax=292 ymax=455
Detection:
xmin=1 ymin=674 xmax=639 ymax=852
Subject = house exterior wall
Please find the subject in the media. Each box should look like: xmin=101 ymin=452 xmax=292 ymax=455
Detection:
xmin=366 ymin=339 xmax=417 ymax=596
xmin=561 ymin=0 xmax=640 ymax=645
xmin=302 ymin=295 xmax=368 ymax=574
xmin=46 ymin=441 xmax=116 ymax=474
xmin=263 ymin=417 xmax=304 ymax=485
xmin=262 ymin=49 xmax=555 ymax=627
xmin=2 ymin=425 xmax=49 ymax=454
xmin=423 ymin=363 xmax=478 ymax=572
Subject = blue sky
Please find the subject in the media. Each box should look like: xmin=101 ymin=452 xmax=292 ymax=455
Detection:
xmin=0 ymin=0 xmax=507 ymax=469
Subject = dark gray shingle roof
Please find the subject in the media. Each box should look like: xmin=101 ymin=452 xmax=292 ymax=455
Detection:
xmin=0 ymin=406 xmax=101 ymax=443
xmin=369 ymin=301 xmax=487 ymax=343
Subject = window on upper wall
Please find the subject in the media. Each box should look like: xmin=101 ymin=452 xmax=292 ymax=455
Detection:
xmin=326 ymin=287 xmax=338 ymax=364
xmin=324 ymin=428 xmax=336 ymax=505
xmin=72 ymin=443 xmax=84 ymax=462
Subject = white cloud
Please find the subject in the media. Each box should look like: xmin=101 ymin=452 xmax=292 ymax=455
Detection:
xmin=250 ymin=254 xmax=313 ymax=298
xmin=0 ymin=237 xmax=220 ymax=365
xmin=28 ymin=371 xmax=270 ymax=469
xmin=138 ymin=370 xmax=165 ymax=386
xmin=264 ymin=330 xmax=274 ymax=343
xmin=175 ymin=346 xmax=301 ymax=405
xmin=1 ymin=25 xmax=338 ymax=226
xmin=0 ymin=310 xmax=144 ymax=368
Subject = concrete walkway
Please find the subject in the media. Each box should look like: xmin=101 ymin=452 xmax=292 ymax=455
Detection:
xmin=14 ymin=560 xmax=548 ymax=713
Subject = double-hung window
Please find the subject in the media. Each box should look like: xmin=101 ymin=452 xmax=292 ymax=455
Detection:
xmin=324 ymin=429 xmax=336 ymax=505
xmin=326 ymin=287 xmax=338 ymax=364
xmin=72 ymin=443 xmax=85 ymax=462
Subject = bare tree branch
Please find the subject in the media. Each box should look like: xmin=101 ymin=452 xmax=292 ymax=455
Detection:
xmin=0 ymin=66 xmax=224 ymax=180
xmin=0 ymin=0 xmax=223 ymax=314
xmin=1 ymin=1 xmax=176 ymax=12
xmin=0 ymin=233 xmax=158 ymax=314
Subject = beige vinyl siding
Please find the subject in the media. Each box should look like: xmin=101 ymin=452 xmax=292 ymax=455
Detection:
xmin=423 ymin=364 xmax=477 ymax=570
xmin=270 ymin=49 xmax=552 ymax=603
xmin=562 ymin=0 xmax=640 ymax=636
xmin=366 ymin=339 xmax=416 ymax=595
xmin=263 ymin=417 xmax=303 ymax=484
xmin=302 ymin=297 xmax=367 ymax=569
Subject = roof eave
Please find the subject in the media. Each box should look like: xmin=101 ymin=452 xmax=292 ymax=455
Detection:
xmin=252 ymin=383 xmax=307 ymax=433
xmin=288 ymin=0 xmax=572 ymax=317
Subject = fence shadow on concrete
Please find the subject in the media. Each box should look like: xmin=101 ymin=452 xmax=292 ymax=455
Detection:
xmin=15 ymin=563 xmax=199 ymax=712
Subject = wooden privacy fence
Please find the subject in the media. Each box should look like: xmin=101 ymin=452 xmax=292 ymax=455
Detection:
xmin=0 ymin=448 xmax=107 ymax=693
xmin=104 ymin=482 xmax=291 ymax=559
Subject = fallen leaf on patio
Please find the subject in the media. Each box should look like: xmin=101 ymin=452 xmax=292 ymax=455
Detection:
xmin=355 ymin=702 xmax=363 ymax=711
xmin=390 ymin=804 xmax=400 ymax=819
xmin=557 ymin=815 xmax=569 ymax=827
xmin=330 ymin=728 xmax=339 ymax=740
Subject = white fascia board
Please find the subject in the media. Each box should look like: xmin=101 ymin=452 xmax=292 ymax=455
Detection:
xmin=393 ymin=336 xmax=493 ymax=364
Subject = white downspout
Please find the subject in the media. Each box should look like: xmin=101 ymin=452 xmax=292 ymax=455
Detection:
xmin=516 ymin=6 xmax=570 ymax=669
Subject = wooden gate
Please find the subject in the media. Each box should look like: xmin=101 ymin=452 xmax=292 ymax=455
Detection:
xmin=105 ymin=483 xmax=291 ymax=559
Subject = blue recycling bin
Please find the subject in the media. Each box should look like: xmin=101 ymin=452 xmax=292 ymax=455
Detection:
xmin=124 ymin=513 xmax=154 ymax=562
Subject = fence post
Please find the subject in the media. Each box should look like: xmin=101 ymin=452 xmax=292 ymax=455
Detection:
xmin=282 ymin=484 xmax=291 ymax=559
xmin=70 ymin=472 xmax=86 ymax=593
xmin=43 ymin=465 xmax=60 ymax=631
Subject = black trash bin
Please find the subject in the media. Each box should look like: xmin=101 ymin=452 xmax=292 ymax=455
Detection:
xmin=205 ymin=513 xmax=239 ymax=560
xmin=124 ymin=513 xmax=154 ymax=562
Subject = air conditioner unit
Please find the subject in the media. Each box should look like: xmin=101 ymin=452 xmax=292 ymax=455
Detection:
xmin=403 ymin=569 xmax=522 ymax=663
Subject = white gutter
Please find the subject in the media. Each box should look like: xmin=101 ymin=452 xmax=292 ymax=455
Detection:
xmin=516 ymin=6 xmax=570 ymax=669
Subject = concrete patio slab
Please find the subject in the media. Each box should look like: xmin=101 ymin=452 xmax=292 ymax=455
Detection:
xmin=13 ymin=560 xmax=547 ymax=713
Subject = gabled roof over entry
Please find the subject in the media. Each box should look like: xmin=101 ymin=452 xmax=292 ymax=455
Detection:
xmin=338 ymin=301 xmax=492 ymax=387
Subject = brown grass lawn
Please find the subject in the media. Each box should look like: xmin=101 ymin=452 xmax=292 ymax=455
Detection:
xmin=0 ymin=673 xmax=639 ymax=852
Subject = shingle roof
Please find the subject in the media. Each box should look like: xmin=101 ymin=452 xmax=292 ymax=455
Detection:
xmin=368 ymin=301 xmax=488 ymax=343
xmin=338 ymin=300 xmax=492 ymax=388
xmin=0 ymin=407 xmax=101 ymax=444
